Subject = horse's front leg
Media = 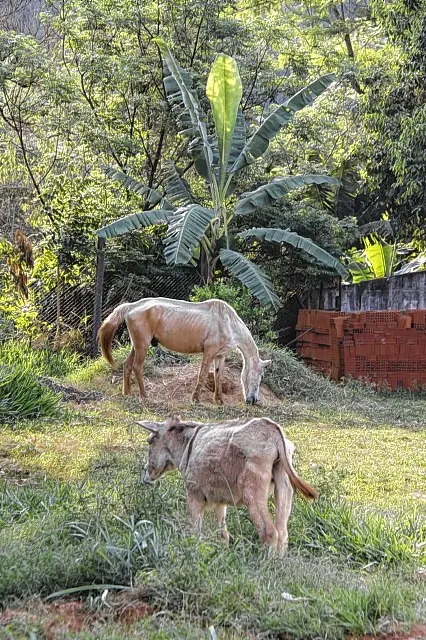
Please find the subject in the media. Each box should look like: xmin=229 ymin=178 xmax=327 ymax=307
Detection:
xmin=214 ymin=355 xmax=226 ymax=404
xmin=192 ymin=350 xmax=215 ymax=404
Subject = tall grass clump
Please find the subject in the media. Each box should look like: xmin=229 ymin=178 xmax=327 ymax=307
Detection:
xmin=292 ymin=495 xmax=426 ymax=568
xmin=261 ymin=347 xmax=375 ymax=402
xmin=0 ymin=340 xmax=80 ymax=378
xmin=261 ymin=348 xmax=341 ymax=401
xmin=0 ymin=364 xmax=61 ymax=420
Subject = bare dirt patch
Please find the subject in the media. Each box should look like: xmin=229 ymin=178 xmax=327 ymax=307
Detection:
xmin=39 ymin=377 xmax=104 ymax=403
xmin=0 ymin=591 xmax=154 ymax=638
xmin=135 ymin=361 xmax=281 ymax=408
xmin=348 ymin=625 xmax=426 ymax=640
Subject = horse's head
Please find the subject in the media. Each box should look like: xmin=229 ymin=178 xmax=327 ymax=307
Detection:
xmin=241 ymin=358 xmax=271 ymax=404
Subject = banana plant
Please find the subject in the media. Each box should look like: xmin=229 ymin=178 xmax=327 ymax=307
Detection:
xmin=97 ymin=39 xmax=349 ymax=309
xmin=347 ymin=235 xmax=396 ymax=283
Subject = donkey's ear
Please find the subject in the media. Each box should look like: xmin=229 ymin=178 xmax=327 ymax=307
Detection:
xmin=135 ymin=421 xmax=159 ymax=433
xmin=261 ymin=359 xmax=272 ymax=368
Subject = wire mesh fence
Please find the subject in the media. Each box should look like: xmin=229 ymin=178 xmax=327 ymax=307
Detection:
xmin=37 ymin=265 xmax=201 ymax=354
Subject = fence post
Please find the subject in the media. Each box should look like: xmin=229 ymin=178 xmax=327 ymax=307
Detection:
xmin=91 ymin=235 xmax=106 ymax=357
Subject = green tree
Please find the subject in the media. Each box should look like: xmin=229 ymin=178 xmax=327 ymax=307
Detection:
xmin=360 ymin=0 xmax=426 ymax=243
xmin=97 ymin=40 xmax=348 ymax=309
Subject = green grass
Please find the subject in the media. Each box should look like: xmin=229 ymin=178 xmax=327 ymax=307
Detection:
xmin=0 ymin=340 xmax=80 ymax=378
xmin=0 ymin=365 xmax=62 ymax=421
xmin=0 ymin=346 xmax=425 ymax=638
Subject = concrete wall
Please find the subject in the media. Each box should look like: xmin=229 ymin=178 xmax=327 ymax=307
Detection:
xmin=322 ymin=271 xmax=426 ymax=311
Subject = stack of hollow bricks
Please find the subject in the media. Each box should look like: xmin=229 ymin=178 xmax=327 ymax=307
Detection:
xmin=296 ymin=309 xmax=426 ymax=391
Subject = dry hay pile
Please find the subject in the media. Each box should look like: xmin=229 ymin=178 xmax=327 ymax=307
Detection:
xmin=139 ymin=361 xmax=281 ymax=408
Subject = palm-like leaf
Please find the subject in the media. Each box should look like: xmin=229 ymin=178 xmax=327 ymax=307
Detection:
xmin=220 ymin=248 xmax=280 ymax=309
xmin=164 ymin=204 xmax=215 ymax=265
xmin=163 ymin=160 xmax=194 ymax=207
xmin=154 ymin=38 xmax=214 ymax=177
xmin=206 ymin=54 xmax=242 ymax=189
xmin=96 ymin=210 xmax=171 ymax=239
xmin=230 ymin=74 xmax=335 ymax=173
xmin=105 ymin=167 xmax=163 ymax=205
xmin=364 ymin=236 xmax=395 ymax=278
xmin=235 ymin=175 xmax=341 ymax=215
xmin=347 ymin=252 xmax=375 ymax=283
xmin=239 ymin=227 xmax=349 ymax=279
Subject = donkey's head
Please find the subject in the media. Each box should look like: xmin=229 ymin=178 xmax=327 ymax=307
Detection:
xmin=241 ymin=358 xmax=271 ymax=404
xmin=136 ymin=413 xmax=183 ymax=484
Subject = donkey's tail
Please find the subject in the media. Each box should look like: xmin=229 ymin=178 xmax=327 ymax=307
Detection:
xmin=98 ymin=303 xmax=132 ymax=369
xmin=273 ymin=423 xmax=317 ymax=500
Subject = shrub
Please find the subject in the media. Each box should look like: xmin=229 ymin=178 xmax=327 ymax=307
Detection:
xmin=0 ymin=364 xmax=61 ymax=420
xmin=190 ymin=280 xmax=275 ymax=340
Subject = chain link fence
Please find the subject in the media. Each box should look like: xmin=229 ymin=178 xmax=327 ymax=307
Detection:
xmin=37 ymin=263 xmax=201 ymax=354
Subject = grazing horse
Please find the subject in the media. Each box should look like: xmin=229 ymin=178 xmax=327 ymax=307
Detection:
xmin=98 ymin=297 xmax=270 ymax=404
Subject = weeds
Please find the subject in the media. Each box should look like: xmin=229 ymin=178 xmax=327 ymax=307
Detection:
xmin=0 ymin=365 xmax=61 ymax=421
xmin=0 ymin=340 xmax=80 ymax=378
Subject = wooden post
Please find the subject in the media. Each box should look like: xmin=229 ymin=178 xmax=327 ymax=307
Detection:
xmin=91 ymin=235 xmax=106 ymax=357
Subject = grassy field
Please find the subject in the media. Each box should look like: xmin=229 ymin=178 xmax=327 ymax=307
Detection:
xmin=0 ymin=343 xmax=426 ymax=639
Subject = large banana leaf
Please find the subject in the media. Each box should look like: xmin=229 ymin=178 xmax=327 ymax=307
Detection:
xmin=96 ymin=210 xmax=171 ymax=239
xmin=105 ymin=167 xmax=163 ymax=205
xmin=347 ymin=251 xmax=375 ymax=283
xmin=206 ymin=54 xmax=242 ymax=190
xmin=230 ymin=74 xmax=335 ymax=173
xmin=239 ymin=227 xmax=349 ymax=279
xmin=154 ymin=38 xmax=214 ymax=177
xmin=364 ymin=236 xmax=395 ymax=278
xmin=188 ymin=110 xmax=245 ymax=191
xmin=163 ymin=160 xmax=194 ymax=207
xmin=220 ymin=248 xmax=280 ymax=309
xmin=163 ymin=204 xmax=215 ymax=265
xmin=235 ymin=175 xmax=340 ymax=215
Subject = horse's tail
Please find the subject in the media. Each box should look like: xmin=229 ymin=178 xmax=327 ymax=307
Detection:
xmin=272 ymin=422 xmax=317 ymax=500
xmin=98 ymin=303 xmax=132 ymax=369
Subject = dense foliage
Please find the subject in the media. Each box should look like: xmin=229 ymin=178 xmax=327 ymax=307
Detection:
xmin=1 ymin=0 xmax=426 ymax=339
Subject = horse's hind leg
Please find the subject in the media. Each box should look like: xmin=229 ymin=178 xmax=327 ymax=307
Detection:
xmin=214 ymin=355 xmax=225 ymax=404
xmin=127 ymin=321 xmax=151 ymax=401
xmin=123 ymin=347 xmax=135 ymax=396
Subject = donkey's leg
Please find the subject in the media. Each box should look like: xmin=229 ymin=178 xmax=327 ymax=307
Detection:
xmin=192 ymin=349 xmax=215 ymax=404
xmin=243 ymin=471 xmax=278 ymax=549
xmin=247 ymin=500 xmax=278 ymax=549
xmin=187 ymin=491 xmax=206 ymax=536
xmin=214 ymin=355 xmax=226 ymax=405
xmin=215 ymin=504 xmax=229 ymax=544
xmin=273 ymin=467 xmax=293 ymax=553
xmin=123 ymin=347 xmax=135 ymax=396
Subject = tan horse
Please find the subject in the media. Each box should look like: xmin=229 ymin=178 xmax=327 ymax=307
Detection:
xmin=98 ymin=297 xmax=270 ymax=404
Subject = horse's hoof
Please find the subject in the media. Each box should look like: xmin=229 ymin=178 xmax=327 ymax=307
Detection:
xmin=138 ymin=395 xmax=147 ymax=404
xmin=214 ymin=397 xmax=224 ymax=405
xmin=191 ymin=395 xmax=200 ymax=405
